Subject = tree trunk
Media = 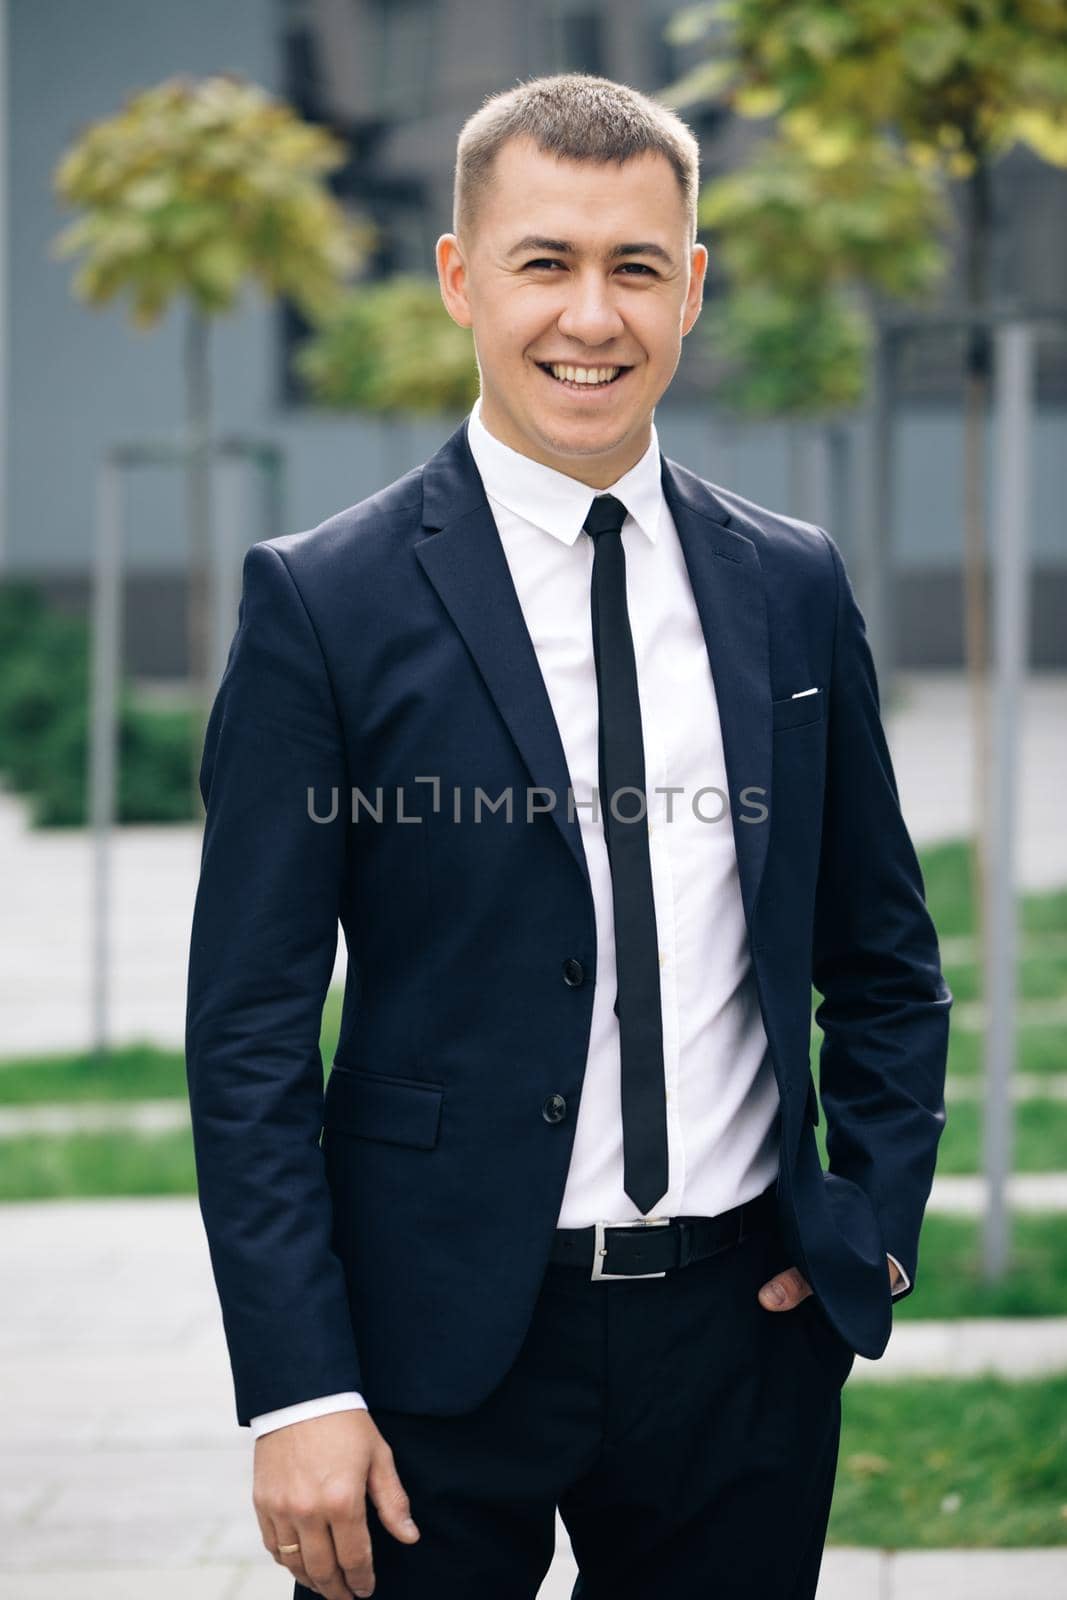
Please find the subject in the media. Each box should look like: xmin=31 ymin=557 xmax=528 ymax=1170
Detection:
xmin=185 ymin=303 xmax=213 ymax=821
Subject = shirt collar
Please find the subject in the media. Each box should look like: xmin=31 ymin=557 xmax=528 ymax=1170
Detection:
xmin=466 ymin=393 xmax=663 ymax=546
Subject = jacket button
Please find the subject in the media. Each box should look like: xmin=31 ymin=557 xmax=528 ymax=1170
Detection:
xmin=562 ymin=958 xmax=584 ymax=987
xmin=542 ymin=1093 xmax=567 ymax=1124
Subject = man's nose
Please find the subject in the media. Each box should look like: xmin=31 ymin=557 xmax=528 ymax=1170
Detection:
xmin=556 ymin=277 xmax=625 ymax=344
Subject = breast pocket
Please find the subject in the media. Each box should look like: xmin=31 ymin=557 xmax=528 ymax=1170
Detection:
xmin=323 ymin=1066 xmax=444 ymax=1149
xmin=772 ymin=689 xmax=824 ymax=732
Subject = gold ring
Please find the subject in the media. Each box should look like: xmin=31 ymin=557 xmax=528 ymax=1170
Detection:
xmin=279 ymin=1543 xmax=301 ymax=1555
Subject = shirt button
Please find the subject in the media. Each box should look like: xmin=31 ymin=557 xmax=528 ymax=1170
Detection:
xmin=562 ymin=958 xmax=585 ymax=987
xmin=542 ymin=1093 xmax=567 ymax=1124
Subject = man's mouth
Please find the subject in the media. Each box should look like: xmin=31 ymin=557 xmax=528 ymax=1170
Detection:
xmin=535 ymin=361 xmax=633 ymax=392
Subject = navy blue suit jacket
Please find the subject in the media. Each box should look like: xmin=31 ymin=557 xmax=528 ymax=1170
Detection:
xmin=185 ymin=416 xmax=952 ymax=1427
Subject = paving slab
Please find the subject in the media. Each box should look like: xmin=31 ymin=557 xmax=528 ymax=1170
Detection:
xmin=884 ymin=1547 xmax=1067 ymax=1599
xmin=0 ymin=1569 xmax=242 ymax=1600
xmin=853 ymin=1316 xmax=1067 ymax=1380
xmin=927 ymin=1172 xmax=1067 ymax=1213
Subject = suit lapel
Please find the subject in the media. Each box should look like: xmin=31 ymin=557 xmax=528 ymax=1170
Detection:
xmin=414 ymin=419 xmax=773 ymax=932
xmin=415 ymin=419 xmax=592 ymax=890
xmin=661 ymin=459 xmax=772 ymax=931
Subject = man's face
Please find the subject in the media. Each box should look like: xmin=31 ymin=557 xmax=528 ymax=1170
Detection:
xmin=437 ymin=136 xmax=707 ymax=488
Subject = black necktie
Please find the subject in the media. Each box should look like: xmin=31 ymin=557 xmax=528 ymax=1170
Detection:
xmin=583 ymin=493 xmax=669 ymax=1215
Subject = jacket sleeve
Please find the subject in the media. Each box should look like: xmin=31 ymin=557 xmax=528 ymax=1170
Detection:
xmin=185 ymin=540 xmax=362 ymax=1425
xmin=810 ymin=529 xmax=953 ymax=1305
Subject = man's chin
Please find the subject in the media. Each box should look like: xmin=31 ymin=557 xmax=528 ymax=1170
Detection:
xmin=523 ymin=402 xmax=643 ymax=453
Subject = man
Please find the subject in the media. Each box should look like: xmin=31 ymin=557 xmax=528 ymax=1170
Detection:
xmin=186 ymin=73 xmax=951 ymax=1600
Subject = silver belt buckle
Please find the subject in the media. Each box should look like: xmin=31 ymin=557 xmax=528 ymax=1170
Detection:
xmin=591 ymin=1216 xmax=671 ymax=1281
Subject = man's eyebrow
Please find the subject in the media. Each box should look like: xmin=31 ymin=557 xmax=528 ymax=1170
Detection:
xmin=505 ymin=235 xmax=675 ymax=267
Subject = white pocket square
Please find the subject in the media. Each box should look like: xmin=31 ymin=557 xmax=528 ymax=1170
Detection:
xmin=790 ymin=686 xmax=819 ymax=699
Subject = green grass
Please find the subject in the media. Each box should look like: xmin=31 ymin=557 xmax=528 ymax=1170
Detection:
xmin=917 ymin=839 xmax=1067 ymax=943
xmin=919 ymin=841 xmax=975 ymax=938
xmin=945 ymin=1024 xmax=1065 ymax=1077
xmin=830 ymin=1375 xmax=1067 ymax=1547
xmin=0 ymin=1128 xmax=196 ymax=1200
xmin=893 ymin=1214 xmax=1067 ymax=1319
xmin=929 ymin=1100 xmax=1067 ymax=1174
xmin=0 ymin=1043 xmax=189 ymax=1103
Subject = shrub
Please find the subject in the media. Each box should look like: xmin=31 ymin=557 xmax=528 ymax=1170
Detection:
xmin=0 ymin=581 xmax=198 ymax=825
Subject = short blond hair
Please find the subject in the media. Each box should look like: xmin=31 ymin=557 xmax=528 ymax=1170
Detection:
xmin=453 ymin=72 xmax=700 ymax=250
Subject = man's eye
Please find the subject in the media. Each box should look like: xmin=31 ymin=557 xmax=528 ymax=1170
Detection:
xmin=523 ymin=259 xmax=655 ymax=276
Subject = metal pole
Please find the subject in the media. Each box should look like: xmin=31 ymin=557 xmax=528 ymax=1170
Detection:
xmin=212 ymin=451 xmax=244 ymax=694
xmin=982 ymin=322 xmax=1034 ymax=1280
xmin=90 ymin=459 xmax=122 ymax=1059
xmin=865 ymin=324 xmax=895 ymax=706
xmin=86 ymin=436 xmax=283 ymax=1060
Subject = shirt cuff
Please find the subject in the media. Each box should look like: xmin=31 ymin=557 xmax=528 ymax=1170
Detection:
xmin=887 ymin=1253 xmax=911 ymax=1297
xmin=249 ymin=1392 xmax=368 ymax=1438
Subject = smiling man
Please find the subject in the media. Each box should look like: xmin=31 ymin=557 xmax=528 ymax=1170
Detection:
xmin=186 ymin=73 xmax=951 ymax=1600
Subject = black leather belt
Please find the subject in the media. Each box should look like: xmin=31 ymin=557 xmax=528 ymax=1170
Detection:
xmin=549 ymin=1181 xmax=778 ymax=1280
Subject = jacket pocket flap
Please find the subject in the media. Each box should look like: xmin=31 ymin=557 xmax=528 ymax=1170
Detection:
xmin=324 ymin=1068 xmax=443 ymax=1149
xmin=772 ymin=690 xmax=823 ymax=731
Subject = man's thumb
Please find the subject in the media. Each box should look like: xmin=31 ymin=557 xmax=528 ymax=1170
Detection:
xmin=368 ymin=1454 xmax=420 ymax=1542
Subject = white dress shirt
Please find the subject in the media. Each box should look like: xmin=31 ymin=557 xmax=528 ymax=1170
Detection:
xmin=249 ymin=398 xmax=909 ymax=1437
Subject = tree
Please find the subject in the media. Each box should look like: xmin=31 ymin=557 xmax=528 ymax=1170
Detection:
xmin=292 ymin=272 xmax=479 ymax=485
xmin=296 ymin=274 xmax=478 ymax=414
xmin=694 ymin=120 xmax=948 ymax=414
xmin=51 ymin=73 xmax=371 ymax=808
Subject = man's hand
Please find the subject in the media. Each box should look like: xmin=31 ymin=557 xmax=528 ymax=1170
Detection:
xmin=253 ymin=1408 xmax=419 ymax=1598
xmin=759 ymin=1255 xmax=902 ymax=1310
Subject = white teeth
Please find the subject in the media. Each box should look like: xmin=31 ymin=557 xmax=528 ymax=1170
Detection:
xmin=546 ymin=364 xmax=621 ymax=385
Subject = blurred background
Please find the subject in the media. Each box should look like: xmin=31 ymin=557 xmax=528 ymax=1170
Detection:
xmin=1 ymin=2 xmax=1065 ymax=1596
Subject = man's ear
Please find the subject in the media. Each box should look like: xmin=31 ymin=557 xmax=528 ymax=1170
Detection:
xmin=436 ymin=234 xmax=473 ymax=330
xmin=681 ymin=242 xmax=708 ymax=339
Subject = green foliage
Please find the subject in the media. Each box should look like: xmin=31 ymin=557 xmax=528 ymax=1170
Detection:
xmin=704 ymin=283 xmax=871 ymax=413
xmin=51 ymin=73 xmax=371 ymax=327
xmin=295 ymin=274 xmax=479 ymax=414
xmin=663 ymin=0 xmax=1067 ymax=415
xmin=699 ymin=127 xmax=948 ymax=298
xmin=0 ymin=582 xmax=198 ymax=826
xmin=668 ymin=0 xmax=1067 ymax=172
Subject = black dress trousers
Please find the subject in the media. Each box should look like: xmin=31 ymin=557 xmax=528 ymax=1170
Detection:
xmin=294 ymin=1197 xmax=853 ymax=1600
